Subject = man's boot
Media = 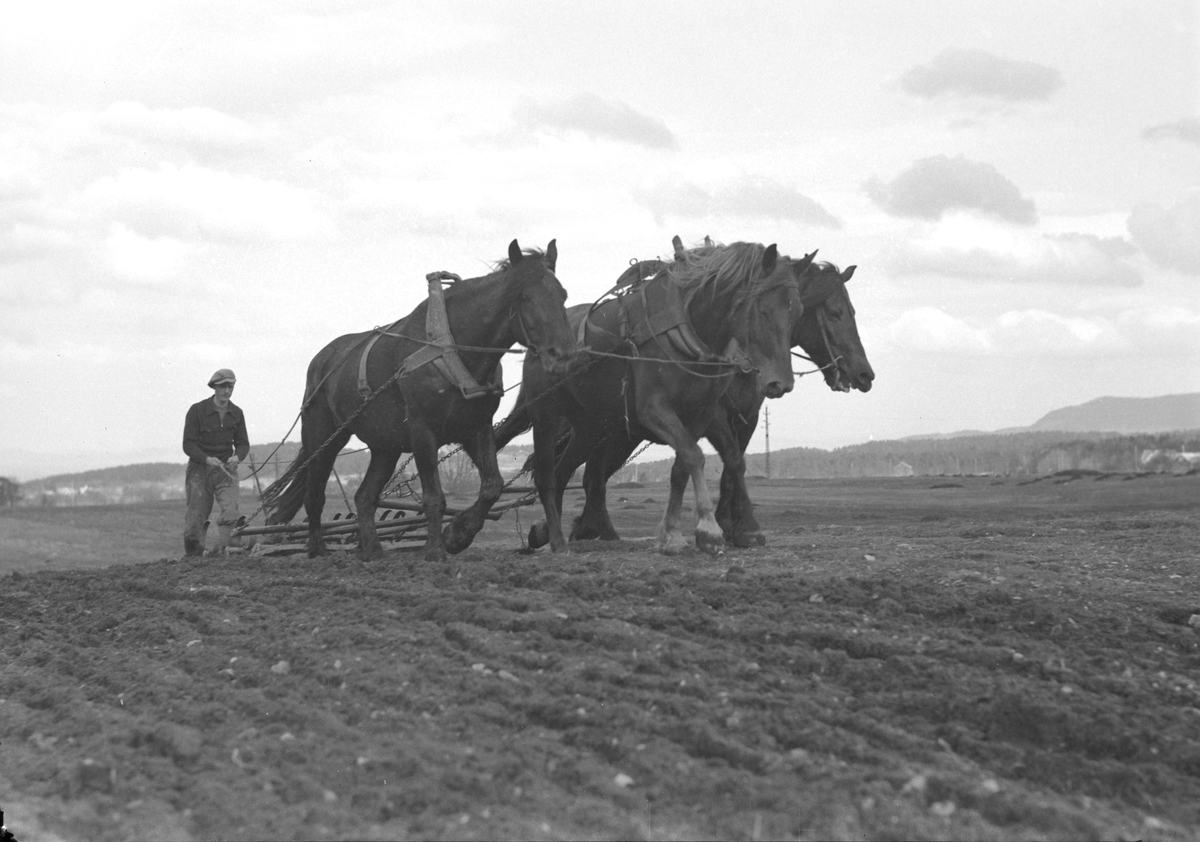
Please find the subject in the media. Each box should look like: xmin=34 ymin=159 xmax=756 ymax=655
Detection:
xmin=184 ymin=537 xmax=202 ymax=557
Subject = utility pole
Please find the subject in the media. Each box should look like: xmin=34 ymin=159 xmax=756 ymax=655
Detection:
xmin=764 ymin=405 xmax=771 ymax=479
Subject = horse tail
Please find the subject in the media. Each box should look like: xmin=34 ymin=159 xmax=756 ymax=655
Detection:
xmin=494 ymin=401 xmax=533 ymax=451
xmin=261 ymin=448 xmax=310 ymax=524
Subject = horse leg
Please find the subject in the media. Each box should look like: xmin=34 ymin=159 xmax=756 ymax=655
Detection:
xmin=530 ymin=413 xmax=569 ymax=553
xmin=302 ymin=426 xmax=349 ymax=558
xmin=409 ymin=424 xmax=448 ymax=563
xmin=639 ymin=401 xmax=724 ymax=556
xmin=710 ymin=407 xmax=764 ymax=547
xmin=555 ymin=422 xmax=618 ymax=546
xmin=353 ymin=447 xmax=401 ymax=561
xmin=573 ymin=434 xmax=635 ymax=541
xmin=656 ymin=455 xmax=692 ymax=555
xmin=529 ymin=419 xmax=598 ymax=550
xmin=442 ymin=430 xmax=503 ymax=554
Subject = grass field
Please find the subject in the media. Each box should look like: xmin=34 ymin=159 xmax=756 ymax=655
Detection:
xmin=1 ymin=472 xmax=1198 ymax=840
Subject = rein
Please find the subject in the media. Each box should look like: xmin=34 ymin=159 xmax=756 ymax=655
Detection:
xmin=790 ymin=307 xmax=845 ymax=383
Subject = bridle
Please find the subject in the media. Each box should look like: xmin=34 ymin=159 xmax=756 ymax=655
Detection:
xmin=791 ymin=301 xmax=846 ymax=389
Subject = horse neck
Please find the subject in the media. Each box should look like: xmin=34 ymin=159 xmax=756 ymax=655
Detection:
xmin=443 ymin=274 xmax=518 ymax=355
xmin=684 ymin=283 xmax=743 ymax=349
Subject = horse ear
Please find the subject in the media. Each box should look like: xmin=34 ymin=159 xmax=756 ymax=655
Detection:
xmin=841 ymin=265 xmax=856 ymax=283
xmin=546 ymin=239 xmax=557 ymax=270
xmin=793 ymin=249 xmax=817 ymax=276
xmin=509 ymin=239 xmax=522 ymax=264
xmin=762 ymin=243 xmax=778 ymax=275
xmin=672 ymin=235 xmax=685 ymax=260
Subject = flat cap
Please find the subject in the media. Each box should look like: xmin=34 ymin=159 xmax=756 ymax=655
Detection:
xmin=207 ymin=368 xmax=237 ymax=387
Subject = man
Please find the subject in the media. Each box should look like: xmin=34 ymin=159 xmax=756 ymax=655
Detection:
xmin=182 ymin=368 xmax=250 ymax=557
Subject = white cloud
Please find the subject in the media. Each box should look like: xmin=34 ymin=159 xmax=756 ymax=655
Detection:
xmin=0 ymin=220 xmax=75 ymax=265
xmin=1116 ymin=305 xmax=1200 ymax=356
xmin=865 ymin=155 xmax=1037 ymax=224
xmin=634 ymin=173 xmax=841 ymax=227
xmin=1141 ymin=117 xmax=1200 ymax=148
xmin=514 ymin=93 xmax=678 ymax=149
xmin=104 ymin=223 xmax=189 ymax=282
xmin=885 ymin=307 xmax=991 ymax=353
xmin=1127 ymin=196 xmax=1200 ymax=275
xmin=991 ymin=309 xmax=1127 ymax=355
xmin=885 ymin=307 xmax=1134 ymax=357
xmin=899 ymin=48 xmax=1063 ymax=101
xmin=93 ymin=101 xmax=268 ymax=156
xmin=82 ymin=163 xmax=334 ymax=243
xmin=0 ymin=163 xmax=40 ymax=204
xmin=882 ymin=217 xmax=1141 ymax=287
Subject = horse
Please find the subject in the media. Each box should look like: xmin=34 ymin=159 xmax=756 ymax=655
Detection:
xmin=261 ymin=239 xmax=575 ymax=562
xmin=494 ymin=240 xmax=815 ymax=555
xmin=708 ymin=259 xmax=874 ymax=546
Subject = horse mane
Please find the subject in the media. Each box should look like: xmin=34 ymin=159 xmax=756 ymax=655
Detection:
xmin=810 ymin=260 xmax=842 ymax=275
xmin=439 ymin=247 xmax=551 ymax=309
xmin=490 ymin=246 xmax=549 ymax=273
xmin=799 ymin=260 xmax=848 ymax=309
xmin=666 ymin=240 xmax=794 ymax=310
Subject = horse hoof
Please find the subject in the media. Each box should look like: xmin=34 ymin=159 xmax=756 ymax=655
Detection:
xmin=657 ymin=531 xmax=689 ymax=556
xmin=730 ymin=531 xmax=766 ymax=548
xmin=694 ymin=530 xmax=726 ymax=556
xmin=528 ymin=522 xmax=549 ymax=550
xmin=442 ymin=526 xmax=473 ymax=555
xmin=424 ymin=546 xmax=448 ymax=563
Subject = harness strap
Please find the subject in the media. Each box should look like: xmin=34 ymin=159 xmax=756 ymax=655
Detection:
xmin=356 ymin=273 xmax=503 ymax=401
xmin=357 ymin=319 xmax=403 ymax=398
xmin=628 ymin=282 xmax=714 ymax=361
xmin=720 ymin=337 xmax=754 ymax=373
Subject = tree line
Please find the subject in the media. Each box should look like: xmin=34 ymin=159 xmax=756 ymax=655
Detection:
xmin=615 ymin=430 xmax=1200 ymax=483
xmin=11 ymin=430 xmax=1196 ymax=507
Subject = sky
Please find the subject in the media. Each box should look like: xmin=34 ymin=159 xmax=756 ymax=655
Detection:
xmin=2 ymin=0 xmax=1198 ymax=481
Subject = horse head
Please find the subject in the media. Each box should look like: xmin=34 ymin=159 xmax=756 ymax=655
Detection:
xmin=505 ymin=238 xmax=576 ymax=374
xmin=729 ymin=244 xmax=809 ymax=400
xmin=792 ymin=262 xmax=874 ymax=393
xmin=670 ymin=238 xmax=814 ymax=401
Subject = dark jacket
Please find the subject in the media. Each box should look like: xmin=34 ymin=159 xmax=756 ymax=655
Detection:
xmin=183 ymin=397 xmax=249 ymax=464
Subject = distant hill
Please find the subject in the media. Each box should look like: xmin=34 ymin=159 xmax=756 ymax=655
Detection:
xmin=1029 ymin=393 xmax=1200 ymax=434
xmin=903 ymin=394 xmax=1200 ymax=440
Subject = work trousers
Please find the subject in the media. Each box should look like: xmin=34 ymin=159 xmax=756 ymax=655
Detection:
xmin=184 ymin=462 xmax=240 ymax=550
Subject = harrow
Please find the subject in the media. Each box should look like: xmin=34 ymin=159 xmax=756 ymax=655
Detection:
xmin=230 ymin=487 xmax=543 ymax=556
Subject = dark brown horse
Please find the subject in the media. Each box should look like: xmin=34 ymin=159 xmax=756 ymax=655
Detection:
xmin=262 ymin=239 xmax=575 ymax=562
xmin=709 ymin=260 xmax=874 ymax=546
xmin=495 ymin=241 xmax=814 ymax=555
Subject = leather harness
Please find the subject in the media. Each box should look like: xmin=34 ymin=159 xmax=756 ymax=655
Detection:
xmin=579 ymin=261 xmax=754 ymax=374
xmin=356 ymin=273 xmax=503 ymax=401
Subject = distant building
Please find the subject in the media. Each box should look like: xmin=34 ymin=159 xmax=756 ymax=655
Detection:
xmin=1140 ymin=449 xmax=1200 ymax=474
xmin=893 ymin=460 xmax=914 ymax=477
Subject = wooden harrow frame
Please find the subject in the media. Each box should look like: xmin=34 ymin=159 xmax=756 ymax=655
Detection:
xmin=229 ymin=485 xmax=572 ymax=556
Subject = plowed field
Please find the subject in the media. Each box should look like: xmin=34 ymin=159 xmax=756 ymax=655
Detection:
xmin=1 ymin=472 xmax=1198 ymax=841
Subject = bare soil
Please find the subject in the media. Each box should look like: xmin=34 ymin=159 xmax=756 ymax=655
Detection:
xmin=1 ymin=472 xmax=1198 ymax=841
